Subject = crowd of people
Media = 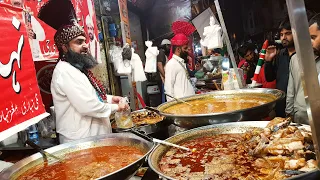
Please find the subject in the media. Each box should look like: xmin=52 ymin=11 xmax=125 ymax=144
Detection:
xmin=157 ymin=14 xmax=320 ymax=126
xmin=31 ymin=0 xmax=320 ymax=145
xmin=237 ymin=14 xmax=320 ymax=125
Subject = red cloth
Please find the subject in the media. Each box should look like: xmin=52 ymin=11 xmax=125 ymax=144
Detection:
xmin=168 ymin=21 xmax=196 ymax=59
xmin=238 ymin=60 xmax=276 ymax=88
xmin=256 ymin=64 xmax=276 ymax=89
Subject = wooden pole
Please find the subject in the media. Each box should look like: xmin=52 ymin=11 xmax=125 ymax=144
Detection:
xmin=118 ymin=0 xmax=138 ymax=110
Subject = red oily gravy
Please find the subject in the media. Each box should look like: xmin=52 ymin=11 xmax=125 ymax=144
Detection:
xmin=17 ymin=146 xmax=144 ymax=180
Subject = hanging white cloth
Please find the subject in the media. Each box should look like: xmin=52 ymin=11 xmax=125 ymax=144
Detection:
xmin=200 ymin=16 xmax=223 ymax=50
xmin=131 ymin=48 xmax=147 ymax=82
xmin=117 ymin=59 xmax=132 ymax=74
xmin=144 ymin=41 xmax=159 ymax=73
xmin=117 ymin=45 xmax=132 ymax=74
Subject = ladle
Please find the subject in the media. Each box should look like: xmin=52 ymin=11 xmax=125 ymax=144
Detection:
xmin=130 ymin=129 xmax=196 ymax=152
xmin=164 ymin=93 xmax=193 ymax=106
xmin=25 ymin=139 xmax=62 ymax=161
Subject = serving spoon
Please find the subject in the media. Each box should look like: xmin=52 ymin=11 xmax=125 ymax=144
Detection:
xmin=144 ymin=106 xmax=161 ymax=114
xmin=129 ymin=129 xmax=196 ymax=152
xmin=153 ymin=138 xmax=196 ymax=152
xmin=25 ymin=139 xmax=62 ymax=162
xmin=164 ymin=93 xmax=193 ymax=106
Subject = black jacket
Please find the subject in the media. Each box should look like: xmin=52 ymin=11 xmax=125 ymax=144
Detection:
xmin=264 ymin=49 xmax=295 ymax=117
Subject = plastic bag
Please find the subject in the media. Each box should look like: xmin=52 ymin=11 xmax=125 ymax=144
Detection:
xmin=115 ymin=97 xmax=134 ymax=128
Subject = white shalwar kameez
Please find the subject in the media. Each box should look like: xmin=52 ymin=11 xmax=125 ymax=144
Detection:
xmin=51 ymin=61 xmax=118 ymax=144
xmin=164 ymin=55 xmax=195 ymax=102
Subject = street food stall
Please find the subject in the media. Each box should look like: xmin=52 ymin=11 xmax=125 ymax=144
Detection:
xmin=1 ymin=0 xmax=320 ymax=179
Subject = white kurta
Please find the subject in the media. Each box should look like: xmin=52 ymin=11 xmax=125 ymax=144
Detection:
xmin=51 ymin=61 xmax=118 ymax=144
xmin=164 ymin=55 xmax=195 ymax=101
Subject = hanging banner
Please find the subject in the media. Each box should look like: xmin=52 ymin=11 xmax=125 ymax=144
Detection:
xmin=2 ymin=0 xmax=59 ymax=61
xmin=0 ymin=3 xmax=49 ymax=141
xmin=118 ymin=0 xmax=131 ymax=44
xmin=23 ymin=0 xmax=59 ymax=61
xmin=74 ymin=0 xmax=102 ymax=63
xmin=3 ymin=0 xmax=101 ymax=63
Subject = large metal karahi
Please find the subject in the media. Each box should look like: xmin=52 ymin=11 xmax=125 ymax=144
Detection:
xmin=157 ymin=88 xmax=285 ymax=128
xmin=148 ymin=121 xmax=318 ymax=180
xmin=0 ymin=133 xmax=154 ymax=180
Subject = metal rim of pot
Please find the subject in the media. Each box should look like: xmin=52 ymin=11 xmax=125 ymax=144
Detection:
xmin=147 ymin=121 xmax=317 ymax=180
xmin=0 ymin=133 xmax=155 ymax=180
xmin=157 ymin=88 xmax=285 ymax=118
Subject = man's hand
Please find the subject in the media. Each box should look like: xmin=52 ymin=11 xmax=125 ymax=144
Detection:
xmin=117 ymin=102 xmax=129 ymax=112
xmin=265 ymin=45 xmax=277 ymax=62
xmin=111 ymin=96 xmax=124 ymax=104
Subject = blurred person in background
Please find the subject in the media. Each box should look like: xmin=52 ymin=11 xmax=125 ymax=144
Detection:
xmin=157 ymin=39 xmax=171 ymax=103
xmin=238 ymin=43 xmax=258 ymax=84
xmin=264 ymin=17 xmax=296 ymax=118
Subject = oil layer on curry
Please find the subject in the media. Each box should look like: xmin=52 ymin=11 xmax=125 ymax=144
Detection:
xmin=159 ymin=118 xmax=316 ymax=179
xmin=163 ymin=95 xmax=274 ymax=115
xmin=17 ymin=146 xmax=144 ymax=180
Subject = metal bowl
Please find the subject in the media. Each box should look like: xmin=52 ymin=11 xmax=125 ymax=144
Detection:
xmin=148 ymin=121 xmax=317 ymax=180
xmin=0 ymin=133 xmax=154 ymax=180
xmin=246 ymin=83 xmax=263 ymax=88
xmin=157 ymin=88 xmax=285 ymax=128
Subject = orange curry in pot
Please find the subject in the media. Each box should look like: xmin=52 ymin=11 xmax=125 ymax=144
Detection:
xmin=163 ymin=95 xmax=274 ymax=115
xmin=17 ymin=146 xmax=144 ymax=180
xmin=159 ymin=118 xmax=317 ymax=180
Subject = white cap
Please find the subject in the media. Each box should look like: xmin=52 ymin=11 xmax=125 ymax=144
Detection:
xmin=161 ymin=39 xmax=171 ymax=45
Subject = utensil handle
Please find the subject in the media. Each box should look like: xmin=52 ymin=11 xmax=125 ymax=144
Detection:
xmin=145 ymin=106 xmax=160 ymax=114
xmin=130 ymin=129 xmax=153 ymax=142
xmin=164 ymin=93 xmax=183 ymax=103
xmin=164 ymin=93 xmax=174 ymax=99
xmin=25 ymin=139 xmax=43 ymax=152
xmin=164 ymin=93 xmax=192 ymax=106
xmin=152 ymin=139 xmax=190 ymax=151
xmin=26 ymin=139 xmax=61 ymax=161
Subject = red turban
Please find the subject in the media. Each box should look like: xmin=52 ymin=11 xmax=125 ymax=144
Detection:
xmin=169 ymin=21 xmax=196 ymax=59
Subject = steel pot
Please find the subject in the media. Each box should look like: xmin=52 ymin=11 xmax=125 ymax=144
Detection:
xmin=0 ymin=133 xmax=154 ymax=180
xmin=148 ymin=121 xmax=317 ymax=180
xmin=157 ymin=88 xmax=285 ymax=128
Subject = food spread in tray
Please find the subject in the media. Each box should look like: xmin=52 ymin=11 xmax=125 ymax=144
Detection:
xmin=159 ymin=118 xmax=316 ymax=179
xmin=17 ymin=146 xmax=144 ymax=180
xmin=131 ymin=111 xmax=164 ymax=125
xmin=112 ymin=110 xmax=164 ymax=129
xmin=163 ymin=95 xmax=274 ymax=115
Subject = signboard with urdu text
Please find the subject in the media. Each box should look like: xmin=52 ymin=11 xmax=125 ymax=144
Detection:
xmin=0 ymin=3 xmax=49 ymax=141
